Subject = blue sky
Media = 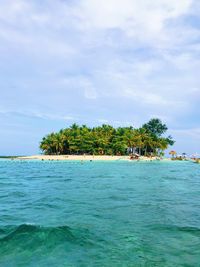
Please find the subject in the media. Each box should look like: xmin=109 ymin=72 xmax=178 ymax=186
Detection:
xmin=0 ymin=0 xmax=200 ymax=155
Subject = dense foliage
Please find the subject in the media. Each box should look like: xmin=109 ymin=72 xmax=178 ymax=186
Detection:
xmin=40 ymin=118 xmax=175 ymax=156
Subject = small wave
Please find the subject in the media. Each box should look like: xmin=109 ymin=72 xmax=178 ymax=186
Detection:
xmin=0 ymin=223 xmax=96 ymax=254
xmin=0 ymin=223 xmax=97 ymax=265
xmin=150 ymin=224 xmax=200 ymax=235
xmin=0 ymin=224 xmax=75 ymax=243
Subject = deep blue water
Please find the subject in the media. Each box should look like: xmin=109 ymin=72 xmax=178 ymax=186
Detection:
xmin=0 ymin=160 xmax=200 ymax=266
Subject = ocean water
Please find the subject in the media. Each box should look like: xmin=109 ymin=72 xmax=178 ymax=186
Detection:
xmin=0 ymin=160 xmax=200 ymax=267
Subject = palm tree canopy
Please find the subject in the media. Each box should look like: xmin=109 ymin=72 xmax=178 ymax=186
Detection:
xmin=40 ymin=118 xmax=175 ymax=156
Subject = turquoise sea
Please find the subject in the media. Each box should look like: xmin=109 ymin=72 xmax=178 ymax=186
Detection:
xmin=0 ymin=160 xmax=200 ymax=267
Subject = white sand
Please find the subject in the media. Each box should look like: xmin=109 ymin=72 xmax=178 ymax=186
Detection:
xmin=18 ymin=155 xmax=129 ymax=161
xmin=17 ymin=155 xmax=168 ymax=161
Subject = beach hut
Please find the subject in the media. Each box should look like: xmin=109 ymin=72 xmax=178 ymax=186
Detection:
xmin=169 ymin=150 xmax=177 ymax=158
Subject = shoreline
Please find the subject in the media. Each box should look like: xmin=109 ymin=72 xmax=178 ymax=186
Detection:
xmin=17 ymin=155 xmax=171 ymax=161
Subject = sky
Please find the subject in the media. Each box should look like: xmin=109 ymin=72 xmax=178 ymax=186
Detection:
xmin=0 ymin=0 xmax=200 ymax=155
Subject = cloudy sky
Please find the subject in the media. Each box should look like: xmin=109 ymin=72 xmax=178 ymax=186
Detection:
xmin=0 ymin=0 xmax=200 ymax=155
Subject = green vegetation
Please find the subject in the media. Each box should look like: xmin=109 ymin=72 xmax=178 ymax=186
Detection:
xmin=0 ymin=156 xmax=19 ymax=158
xmin=40 ymin=118 xmax=175 ymax=156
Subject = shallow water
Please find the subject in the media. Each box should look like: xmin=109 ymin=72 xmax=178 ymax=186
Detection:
xmin=0 ymin=160 xmax=200 ymax=266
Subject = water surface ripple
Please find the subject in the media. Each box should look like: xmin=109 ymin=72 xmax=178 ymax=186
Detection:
xmin=0 ymin=160 xmax=200 ymax=266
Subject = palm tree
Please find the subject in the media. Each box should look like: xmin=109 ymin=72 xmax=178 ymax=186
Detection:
xmin=132 ymin=128 xmax=150 ymax=155
xmin=39 ymin=119 xmax=175 ymax=156
xmin=156 ymin=138 xmax=168 ymax=156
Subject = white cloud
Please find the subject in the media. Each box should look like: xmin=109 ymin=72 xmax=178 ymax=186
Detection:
xmin=77 ymin=0 xmax=192 ymax=45
xmin=0 ymin=0 xmax=193 ymax=51
xmin=31 ymin=112 xmax=75 ymax=121
xmin=81 ymin=79 xmax=98 ymax=99
xmin=171 ymin=128 xmax=200 ymax=140
xmin=0 ymin=109 xmax=75 ymax=121
xmin=84 ymin=87 xmax=97 ymax=99
xmin=98 ymin=119 xmax=109 ymax=124
xmin=122 ymin=88 xmax=184 ymax=107
xmin=0 ymin=0 xmax=76 ymax=59
xmin=0 ymin=0 xmax=199 ymax=154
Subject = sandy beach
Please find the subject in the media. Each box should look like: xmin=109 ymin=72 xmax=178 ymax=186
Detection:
xmin=17 ymin=155 xmax=167 ymax=161
xmin=18 ymin=155 xmax=129 ymax=161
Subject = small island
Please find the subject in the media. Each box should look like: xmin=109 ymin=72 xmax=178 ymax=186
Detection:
xmin=36 ymin=118 xmax=175 ymax=160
